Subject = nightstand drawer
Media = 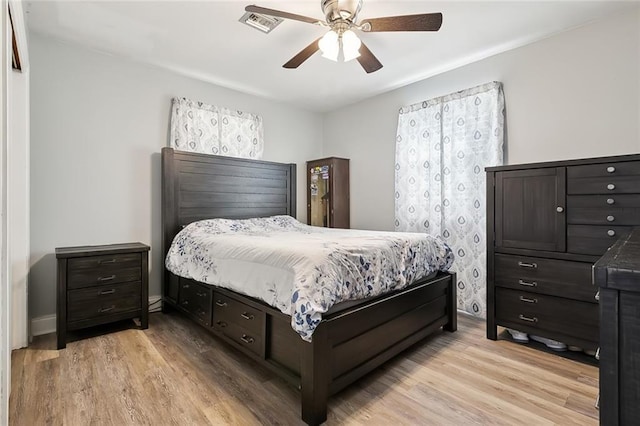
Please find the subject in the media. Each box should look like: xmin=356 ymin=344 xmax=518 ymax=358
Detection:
xmin=67 ymin=281 xmax=141 ymax=322
xmin=495 ymin=288 xmax=598 ymax=343
xmin=68 ymin=253 xmax=141 ymax=271
xmin=213 ymin=292 xmax=265 ymax=336
xmin=68 ymin=266 xmax=141 ymax=289
xmin=494 ymin=254 xmax=596 ymax=302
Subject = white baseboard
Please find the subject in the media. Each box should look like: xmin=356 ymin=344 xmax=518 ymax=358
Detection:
xmin=30 ymin=295 xmax=163 ymax=337
xmin=30 ymin=314 xmax=57 ymax=337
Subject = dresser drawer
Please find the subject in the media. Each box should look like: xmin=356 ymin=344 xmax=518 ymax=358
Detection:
xmin=68 ymin=266 xmax=142 ymax=290
xmin=213 ymin=292 xmax=265 ymax=336
xmin=567 ymin=176 xmax=640 ymax=195
xmin=212 ymin=319 xmax=263 ymax=357
xmin=568 ymin=225 xmax=632 ymax=256
xmin=494 ymin=254 xmax=596 ymax=302
xmin=178 ymin=280 xmax=212 ymax=326
xmin=567 ymin=194 xmax=640 ymax=209
xmin=567 ymin=161 xmax=640 ymax=178
xmin=567 ymin=207 xmax=640 ymax=226
xmin=496 ymin=288 xmax=599 ymax=343
xmin=67 ymin=281 xmax=141 ymax=322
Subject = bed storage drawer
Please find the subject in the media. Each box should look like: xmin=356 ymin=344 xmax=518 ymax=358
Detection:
xmin=495 ymin=288 xmax=599 ymax=344
xmin=178 ymin=279 xmax=212 ymax=327
xmin=67 ymin=282 xmax=141 ymax=323
xmin=212 ymin=292 xmax=266 ymax=336
xmin=494 ymin=254 xmax=596 ymax=302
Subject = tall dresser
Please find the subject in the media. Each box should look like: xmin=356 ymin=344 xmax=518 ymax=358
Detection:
xmin=307 ymin=157 xmax=350 ymax=229
xmin=486 ymin=154 xmax=640 ymax=351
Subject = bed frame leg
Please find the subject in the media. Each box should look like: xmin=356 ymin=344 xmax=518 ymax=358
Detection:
xmin=301 ymin=324 xmax=329 ymax=425
xmin=444 ymin=272 xmax=457 ymax=332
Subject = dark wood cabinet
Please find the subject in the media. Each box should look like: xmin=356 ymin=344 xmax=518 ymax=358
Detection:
xmin=594 ymin=228 xmax=640 ymax=426
xmin=307 ymin=157 xmax=349 ymax=229
xmin=487 ymin=154 xmax=640 ymax=352
xmin=56 ymin=242 xmax=150 ymax=349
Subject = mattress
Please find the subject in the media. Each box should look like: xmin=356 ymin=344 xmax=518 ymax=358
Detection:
xmin=166 ymin=215 xmax=454 ymax=341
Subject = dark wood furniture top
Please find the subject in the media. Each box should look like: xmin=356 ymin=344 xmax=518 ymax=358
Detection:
xmin=56 ymin=242 xmax=150 ymax=350
xmin=594 ymin=227 xmax=640 ymax=425
xmin=307 ymin=157 xmax=350 ymax=229
xmin=161 ymin=147 xmax=456 ymax=425
xmin=487 ymin=153 xmax=640 ymax=354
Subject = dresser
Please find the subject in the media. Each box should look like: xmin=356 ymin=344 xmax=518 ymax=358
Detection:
xmin=307 ymin=157 xmax=350 ymax=229
xmin=56 ymin=242 xmax=150 ymax=349
xmin=486 ymin=154 xmax=640 ymax=351
xmin=594 ymin=228 xmax=640 ymax=425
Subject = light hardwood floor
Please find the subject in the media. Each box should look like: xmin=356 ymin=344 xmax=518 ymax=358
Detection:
xmin=10 ymin=312 xmax=599 ymax=425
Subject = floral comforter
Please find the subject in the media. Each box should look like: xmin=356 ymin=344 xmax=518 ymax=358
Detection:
xmin=165 ymin=215 xmax=454 ymax=341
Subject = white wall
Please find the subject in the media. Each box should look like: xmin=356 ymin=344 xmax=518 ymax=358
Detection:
xmin=323 ymin=8 xmax=640 ymax=231
xmin=29 ymin=34 xmax=324 ymax=321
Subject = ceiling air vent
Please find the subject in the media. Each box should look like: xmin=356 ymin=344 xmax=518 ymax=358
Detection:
xmin=239 ymin=12 xmax=283 ymax=34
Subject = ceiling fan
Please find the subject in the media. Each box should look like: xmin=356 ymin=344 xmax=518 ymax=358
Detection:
xmin=245 ymin=0 xmax=443 ymax=74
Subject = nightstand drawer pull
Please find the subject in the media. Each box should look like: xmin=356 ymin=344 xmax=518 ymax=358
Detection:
xmin=518 ymin=279 xmax=538 ymax=287
xmin=99 ymin=305 xmax=116 ymax=313
xmin=215 ymin=320 xmax=227 ymax=328
xmin=99 ymin=259 xmax=117 ymax=264
xmin=99 ymin=289 xmax=116 ymax=295
xmin=519 ymin=296 xmax=538 ymax=304
xmin=240 ymin=334 xmax=255 ymax=344
xmin=517 ymin=262 xmax=537 ymax=269
xmin=241 ymin=312 xmax=255 ymax=321
xmin=519 ymin=314 xmax=538 ymax=323
xmin=215 ymin=300 xmax=227 ymax=307
xmin=98 ymin=275 xmax=116 ymax=282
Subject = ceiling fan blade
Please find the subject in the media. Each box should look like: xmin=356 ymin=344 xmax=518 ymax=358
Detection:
xmin=357 ymin=42 xmax=383 ymax=74
xmin=245 ymin=5 xmax=321 ymax=25
xmin=283 ymin=38 xmax=321 ymax=69
xmin=361 ymin=13 xmax=443 ymax=32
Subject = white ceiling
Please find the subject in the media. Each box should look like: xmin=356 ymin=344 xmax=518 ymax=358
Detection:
xmin=25 ymin=1 xmax=637 ymax=112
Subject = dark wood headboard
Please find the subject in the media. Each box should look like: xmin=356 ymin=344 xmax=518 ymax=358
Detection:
xmin=161 ymin=147 xmax=297 ymax=260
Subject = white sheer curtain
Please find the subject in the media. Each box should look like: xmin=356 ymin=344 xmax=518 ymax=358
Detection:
xmin=170 ymin=97 xmax=264 ymax=159
xmin=394 ymin=81 xmax=505 ymax=318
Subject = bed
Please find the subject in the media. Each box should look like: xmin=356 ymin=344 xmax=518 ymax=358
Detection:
xmin=161 ymin=147 xmax=457 ymax=425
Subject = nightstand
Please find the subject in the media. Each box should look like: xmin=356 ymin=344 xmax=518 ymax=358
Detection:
xmin=56 ymin=242 xmax=150 ymax=349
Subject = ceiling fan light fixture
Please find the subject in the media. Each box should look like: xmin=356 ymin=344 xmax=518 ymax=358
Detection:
xmin=341 ymin=29 xmax=361 ymax=62
xmin=319 ymin=30 xmax=340 ymax=61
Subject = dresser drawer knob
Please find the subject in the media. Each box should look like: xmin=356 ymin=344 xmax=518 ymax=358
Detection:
xmin=215 ymin=300 xmax=228 ymax=307
xmin=519 ymin=314 xmax=538 ymax=323
xmin=99 ymin=259 xmax=117 ymax=265
xmin=519 ymin=296 xmax=538 ymax=304
xmin=606 ymin=166 xmax=616 ymax=173
xmin=607 ymin=230 xmax=616 ymax=237
xmin=556 ymin=206 xmax=564 ymax=213
xmin=98 ymin=275 xmax=116 ymax=282
xmin=240 ymin=312 xmax=255 ymax=321
xmin=98 ymin=289 xmax=116 ymax=295
xmin=607 ymin=198 xmax=615 ymax=205
xmin=518 ymin=279 xmax=538 ymax=287
xmin=240 ymin=334 xmax=255 ymax=344
xmin=517 ymin=261 xmax=537 ymax=269
xmin=99 ymin=305 xmax=116 ymax=313
xmin=215 ymin=320 xmax=227 ymax=328
xmin=607 ymin=184 xmax=616 ymax=190
xmin=607 ymin=215 xmax=615 ymax=222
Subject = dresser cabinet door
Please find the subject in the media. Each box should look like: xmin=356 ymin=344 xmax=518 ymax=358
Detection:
xmin=495 ymin=168 xmax=566 ymax=251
